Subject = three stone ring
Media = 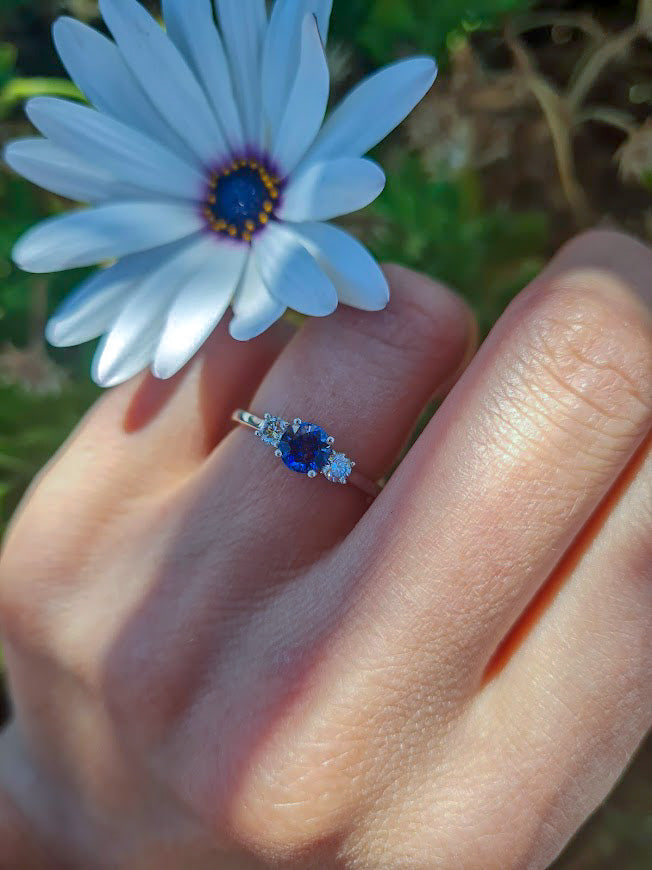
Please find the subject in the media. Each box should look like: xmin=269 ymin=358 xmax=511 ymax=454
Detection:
xmin=232 ymin=410 xmax=381 ymax=499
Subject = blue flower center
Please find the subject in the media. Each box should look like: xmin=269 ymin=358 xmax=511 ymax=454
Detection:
xmin=278 ymin=422 xmax=333 ymax=475
xmin=203 ymin=158 xmax=281 ymax=243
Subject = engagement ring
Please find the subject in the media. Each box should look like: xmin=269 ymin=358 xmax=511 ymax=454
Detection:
xmin=232 ymin=410 xmax=381 ymax=499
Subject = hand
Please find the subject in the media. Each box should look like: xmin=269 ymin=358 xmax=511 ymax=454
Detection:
xmin=0 ymin=229 xmax=650 ymax=869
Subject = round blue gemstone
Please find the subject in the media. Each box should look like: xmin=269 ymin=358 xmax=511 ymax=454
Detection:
xmin=278 ymin=422 xmax=332 ymax=475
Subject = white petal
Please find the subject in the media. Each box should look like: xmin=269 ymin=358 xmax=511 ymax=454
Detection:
xmin=271 ymin=14 xmax=330 ymax=176
xmin=253 ymin=221 xmax=337 ymax=317
xmin=290 ymin=222 xmax=389 ymax=311
xmin=279 ymin=158 xmax=385 ymax=222
xmin=303 ymin=57 xmax=437 ymax=163
xmin=162 ymin=0 xmax=244 ymax=153
xmin=52 ymin=16 xmax=198 ymax=166
xmin=215 ymin=0 xmax=267 ymax=147
xmin=230 ymin=256 xmax=285 ymax=341
xmin=4 ymin=138 xmax=138 ymax=203
xmin=92 ymin=234 xmax=214 ymax=386
xmin=312 ymin=0 xmax=333 ymax=43
xmin=26 ymin=98 xmax=204 ymax=201
xmin=46 ymin=243 xmax=185 ymax=346
xmin=261 ymin=0 xmax=332 ymax=147
xmin=99 ymin=0 xmax=228 ymax=166
xmin=153 ymin=236 xmax=247 ymax=378
xmin=13 ymin=202 xmax=204 ymax=273
xmin=92 ymin=328 xmax=160 ymax=388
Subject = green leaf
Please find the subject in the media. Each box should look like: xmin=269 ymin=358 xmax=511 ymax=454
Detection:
xmin=330 ymin=0 xmax=533 ymax=65
xmin=0 ymin=77 xmax=83 ymax=117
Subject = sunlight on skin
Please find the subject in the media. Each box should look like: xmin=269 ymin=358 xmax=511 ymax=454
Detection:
xmin=0 ymin=231 xmax=649 ymax=869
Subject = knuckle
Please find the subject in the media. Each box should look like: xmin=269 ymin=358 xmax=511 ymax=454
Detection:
xmin=0 ymin=514 xmax=55 ymax=647
xmin=226 ymin=715 xmax=369 ymax=855
xmin=554 ymin=229 xmax=652 ymax=280
xmin=519 ymin=269 xmax=651 ymax=438
xmin=335 ymin=273 xmax=469 ymax=383
xmin=101 ymin=628 xmax=194 ymax=742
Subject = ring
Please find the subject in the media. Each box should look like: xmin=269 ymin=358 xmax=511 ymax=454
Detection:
xmin=232 ymin=410 xmax=381 ymax=499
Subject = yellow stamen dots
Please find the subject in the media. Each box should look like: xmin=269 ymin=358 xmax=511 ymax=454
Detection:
xmin=203 ymin=156 xmax=283 ymax=243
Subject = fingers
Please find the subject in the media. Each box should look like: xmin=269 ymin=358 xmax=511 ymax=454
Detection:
xmin=0 ymin=318 xmax=293 ymax=645
xmin=118 ymin=316 xmax=295 ymax=462
xmin=6 ymin=318 xmax=292 ymax=533
xmin=465 ymin=438 xmax=651 ymax=869
xmin=101 ymin=316 xmax=293 ymax=466
xmin=250 ymin=265 xmax=474 ymax=482
xmin=55 ymin=266 xmax=474 ymax=841
xmin=195 ymin=266 xmax=474 ymax=567
xmin=350 ymin=230 xmax=652 ymax=688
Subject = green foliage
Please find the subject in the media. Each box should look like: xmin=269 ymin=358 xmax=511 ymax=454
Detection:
xmin=0 ymin=136 xmax=98 ymax=539
xmin=0 ymin=173 xmax=87 ymax=348
xmin=331 ymin=0 xmax=533 ymax=64
xmin=0 ymin=381 xmax=100 ymax=535
xmin=0 ymin=12 xmax=82 ymax=118
xmin=367 ymin=157 xmax=547 ymax=334
xmin=0 ymin=0 xmax=34 ymax=12
xmin=0 ymin=42 xmax=16 ymax=92
xmin=0 ymin=175 xmax=44 ymax=347
xmin=1 ymin=76 xmax=81 ymax=117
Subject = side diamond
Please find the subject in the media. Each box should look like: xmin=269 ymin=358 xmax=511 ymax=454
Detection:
xmin=323 ymin=452 xmax=354 ymax=484
xmin=257 ymin=415 xmax=289 ymax=447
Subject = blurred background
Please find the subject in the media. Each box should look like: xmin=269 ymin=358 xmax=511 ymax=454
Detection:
xmin=0 ymin=0 xmax=650 ymax=865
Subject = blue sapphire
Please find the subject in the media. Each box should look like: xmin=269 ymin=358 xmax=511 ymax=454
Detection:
xmin=278 ymin=422 xmax=332 ymax=475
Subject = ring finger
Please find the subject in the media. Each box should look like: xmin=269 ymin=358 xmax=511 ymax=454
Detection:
xmin=193 ymin=263 xmax=475 ymax=569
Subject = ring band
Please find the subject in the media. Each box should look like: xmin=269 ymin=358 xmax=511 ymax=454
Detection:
xmin=232 ymin=410 xmax=381 ymax=499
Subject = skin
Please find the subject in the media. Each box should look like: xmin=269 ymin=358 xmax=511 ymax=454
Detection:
xmin=0 ymin=228 xmax=650 ymax=869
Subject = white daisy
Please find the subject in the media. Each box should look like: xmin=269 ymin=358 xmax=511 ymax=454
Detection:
xmin=5 ymin=0 xmax=437 ymax=387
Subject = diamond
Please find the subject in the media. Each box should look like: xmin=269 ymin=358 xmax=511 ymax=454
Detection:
xmin=257 ymin=415 xmax=288 ymax=447
xmin=323 ymin=452 xmax=354 ymax=484
xmin=278 ymin=422 xmax=332 ymax=475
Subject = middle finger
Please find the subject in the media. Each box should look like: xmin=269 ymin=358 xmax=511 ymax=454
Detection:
xmin=352 ymin=230 xmax=652 ymax=690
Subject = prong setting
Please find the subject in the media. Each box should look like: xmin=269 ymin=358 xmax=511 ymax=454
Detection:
xmin=258 ymin=415 xmax=290 ymax=447
xmin=249 ymin=411 xmax=356 ymax=485
xmin=323 ymin=451 xmax=355 ymax=485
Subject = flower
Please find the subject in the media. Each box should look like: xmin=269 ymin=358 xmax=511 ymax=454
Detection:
xmin=5 ymin=0 xmax=437 ymax=387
